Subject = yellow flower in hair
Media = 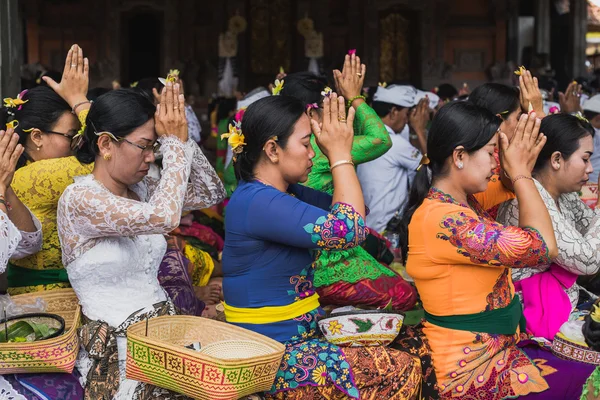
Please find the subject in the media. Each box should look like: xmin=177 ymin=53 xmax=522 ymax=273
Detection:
xmin=514 ymin=65 xmax=526 ymax=76
xmin=378 ymin=82 xmax=388 ymax=88
xmin=3 ymin=96 xmax=28 ymax=109
xmin=321 ymin=86 xmax=332 ymax=97
xmin=158 ymin=69 xmax=181 ymax=86
xmin=5 ymin=120 xmax=19 ymax=130
xmin=130 ymin=81 xmax=139 ymax=88
xmin=272 ymin=79 xmax=284 ymax=95
xmin=221 ymin=123 xmax=246 ymax=154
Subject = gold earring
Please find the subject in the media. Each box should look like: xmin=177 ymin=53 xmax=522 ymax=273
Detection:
xmin=273 ymin=157 xmax=279 ymax=163
xmin=103 ymin=153 xmax=112 ymax=161
xmin=36 ymin=147 xmax=40 ymax=151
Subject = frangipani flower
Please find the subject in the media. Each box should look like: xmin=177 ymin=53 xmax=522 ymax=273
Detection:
xmin=272 ymin=79 xmax=284 ymax=95
xmin=321 ymin=86 xmax=332 ymax=97
xmin=514 ymin=65 xmax=526 ymax=76
xmin=158 ymin=69 xmax=181 ymax=86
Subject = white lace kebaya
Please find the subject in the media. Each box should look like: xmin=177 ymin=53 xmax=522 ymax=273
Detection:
xmin=57 ymin=136 xmax=225 ymax=327
xmin=0 ymin=208 xmax=42 ymax=273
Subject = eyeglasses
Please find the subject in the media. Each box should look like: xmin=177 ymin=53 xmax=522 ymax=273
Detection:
xmin=97 ymin=131 xmax=161 ymax=155
xmin=44 ymin=130 xmax=82 ymax=151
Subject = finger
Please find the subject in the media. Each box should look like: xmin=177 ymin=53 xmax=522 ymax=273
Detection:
xmin=323 ymin=95 xmax=331 ymax=126
xmin=77 ymin=46 xmax=84 ymax=74
xmin=178 ymin=93 xmax=186 ymax=121
xmin=519 ymin=76 xmax=529 ymax=98
xmin=533 ymin=134 xmax=547 ymax=155
xmin=523 ymin=112 xmax=537 ymax=141
xmin=160 ymin=85 xmax=168 ymax=116
xmin=333 ymin=70 xmax=342 ymax=92
xmin=167 ymin=83 xmax=176 ymax=120
xmin=62 ymin=47 xmax=73 ymax=76
xmin=0 ymin=130 xmax=10 ymax=159
xmin=499 ymin=131 xmax=509 ymax=153
xmin=343 ymin=54 xmax=351 ymax=76
xmin=83 ymin=57 xmax=89 ymax=79
xmin=5 ymin=131 xmax=19 ymax=155
xmin=351 ymin=54 xmax=357 ymax=76
xmin=513 ymin=113 xmax=527 ymax=143
xmin=310 ymin=118 xmax=322 ymax=137
xmin=152 ymin=88 xmax=161 ymax=103
xmin=338 ymin=96 xmax=347 ymax=123
xmin=529 ymin=116 xmax=542 ymax=145
xmin=360 ymin=64 xmax=366 ymax=81
xmin=330 ymin=93 xmax=339 ymax=126
xmin=558 ymin=92 xmax=566 ymax=104
xmin=9 ymin=145 xmax=23 ymax=170
xmin=41 ymin=76 xmax=60 ymax=93
xmin=346 ymin=105 xmax=356 ymax=128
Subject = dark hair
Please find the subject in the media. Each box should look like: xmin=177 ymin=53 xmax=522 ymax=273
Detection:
xmin=75 ymin=88 xmax=156 ymax=164
xmin=87 ymin=87 xmax=111 ymax=102
xmin=436 ymin=83 xmax=458 ymax=101
xmin=533 ymin=113 xmax=594 ymax=173
xmin=235 ymin=96 xmax=305 ymax=181
xmin=0 ymin=86 xmax=71 ymax=169
xmin=279 ymin=72 xmax=328 ymax=107
xmin=371 ymin=101 xmax=404 ymax=118
xmin=398 ymin=101 xmax=502 ymax=261
xmin=468 ymin=83 xmax=521 ymax=118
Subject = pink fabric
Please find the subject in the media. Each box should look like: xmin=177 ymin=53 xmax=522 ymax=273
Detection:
xmin=514 ymin=263 xmax=578 ymax=340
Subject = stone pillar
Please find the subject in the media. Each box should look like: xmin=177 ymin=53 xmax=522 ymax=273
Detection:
xmin=0 ymin=0 xmax=23 ymax=99
xmin=534 ymin=0 xmax=551 ymax=56
xmin=569 ymin=0 xmax=587 ymax=78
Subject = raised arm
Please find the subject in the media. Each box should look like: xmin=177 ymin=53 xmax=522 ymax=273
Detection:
xmin=181 ymin=141 xmax=226 ymax=210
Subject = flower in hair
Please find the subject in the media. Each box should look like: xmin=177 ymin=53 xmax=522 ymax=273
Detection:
xmin=3 ymin=90 xmax=29 ymax=110
xmin=321 ymin=87 xmax=332 ymax=97
xmin=549 ymin=105 xmax=560 ymax=115
xmin=573 ymin=111 xmax=589 ymax=124
xmin=378 ymin=82 xmax=387 ymax=88
xmin=158 ymin=69 xmax=180 ymax=86
xmin=221 ymin=121 xmax=246 ymax=160
xmin=514 ymin=65 xmax=526 ymax=76
xmin=5 ymin=120 xmax=19 ymax=130
xmin=348 ymin=49 xmax=356 ymax=55
xmin=130 ymin=81 xmax=139 ymax=88
xmin=306 ymin=103 xmax=319 ymax=111
xmin=272 ymin=79 xmax=284 ymax=95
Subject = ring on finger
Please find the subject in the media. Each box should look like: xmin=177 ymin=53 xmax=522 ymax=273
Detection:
xmin=356 ymin=73 xmax=362 ymax=77
xmin=338 ymin=117 xmax=347 ymax=123
xmin=71 ymin=64 xmax=77 ymax=67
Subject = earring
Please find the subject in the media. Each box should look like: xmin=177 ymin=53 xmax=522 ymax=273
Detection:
xmin=103 ymin=154 xmax=112 ymax=161
xmin=457 ymin=162 xmax=464 ymax=170
xmin=36 ymin=147 xmax=40 ymax=151
xmin=273 ymin=157 xmax=279 ymax=163
xmin=556 ymin=163 xmax=560 ymax=170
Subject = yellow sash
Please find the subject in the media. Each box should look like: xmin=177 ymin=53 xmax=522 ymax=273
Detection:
xmin=223 ymin=294 xmax=320 ymax=324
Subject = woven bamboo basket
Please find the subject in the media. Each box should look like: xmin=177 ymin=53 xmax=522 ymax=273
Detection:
xmin=126 ymin=316 xmax=285 ymax=400
xmin=0 ymin=288 xmax=81 ymax=374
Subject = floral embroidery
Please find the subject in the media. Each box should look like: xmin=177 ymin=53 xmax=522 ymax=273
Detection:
xmin=287 ymin=266 xmax=315 ymax=300
xmin=485 ymin=269 xmax=512 ymax=311
xmin=328 ymin=320 xmax=343 ymax=335
xmin=303 ymin=203 xmax=366 ymax=250
xmin=436 ymin=211 xmax=549 ymax=268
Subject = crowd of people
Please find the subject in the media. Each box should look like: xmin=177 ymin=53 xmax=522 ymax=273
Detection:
xmin=2 ymin=43 xmax=600 ymax=399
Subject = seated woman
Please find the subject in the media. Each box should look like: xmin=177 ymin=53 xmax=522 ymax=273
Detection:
xmin=2 ymin=45 xmax=93 ymax=294
xmin=401 ymin=101 xmax=592 ymax=399
xmin=0 ymin=127 xmax=42 ymax=283
xmin=279 ymin=53 xmax=416 ymax=311
xmin=57 ymin=82 xmax=225 ymax=398
xmin=222 ymin=94 xmax=422 ymax=399
xmin=498 ymin=113 xmax=600 ymax=339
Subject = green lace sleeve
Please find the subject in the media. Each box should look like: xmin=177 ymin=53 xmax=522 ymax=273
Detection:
xmin=304 ymin=103 xmax=391 ymax=195
xmin=350 ymin=102 xmax=392 ymax=164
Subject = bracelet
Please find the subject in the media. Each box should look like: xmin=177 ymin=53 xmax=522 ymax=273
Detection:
xmin=72 ymin=100 xmax=92 ymax=114
xmin=330 ymin=159 xmax=354 ymax=171
xmin=347 ymin=95 xmax=366 ymax=107
xmin=511 ymin=175 xmax=533 ymax=185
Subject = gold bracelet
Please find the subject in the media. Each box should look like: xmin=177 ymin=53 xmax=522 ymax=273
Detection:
xmin=511 ymin=175 xmax=533 ymax=185
xmin=330 ymin=159 xmax=354 ymax=171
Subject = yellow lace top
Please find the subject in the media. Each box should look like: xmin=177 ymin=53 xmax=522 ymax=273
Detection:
xmin=9 ymin=156 xmax=93 ymax=294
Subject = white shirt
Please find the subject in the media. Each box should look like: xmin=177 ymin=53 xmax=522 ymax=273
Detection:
xmin=357 ymin=124 xmax=421 ymax=232
xmin=0 ymin=209 xmax=42 ymax=273
xmin=590 ymin=127 xmax=600 ymax=183
xmin=185 ymin=104 xmax=202 ymax=143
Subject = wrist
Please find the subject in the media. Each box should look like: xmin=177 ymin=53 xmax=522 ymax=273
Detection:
xmin=327 ymin=152 xmax=352 ymax=165
xmin=68 ymin=95 xmax=89 ymax=110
